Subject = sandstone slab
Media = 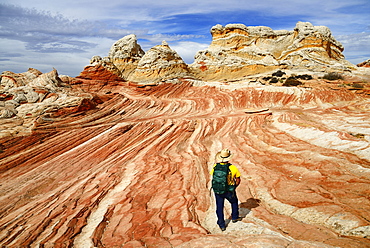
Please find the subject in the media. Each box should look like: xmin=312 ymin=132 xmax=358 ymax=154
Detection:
xmin=1 ymin=74 xmax=369 ymax=247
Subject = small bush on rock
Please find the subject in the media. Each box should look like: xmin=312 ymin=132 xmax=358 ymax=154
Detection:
xmin=283 ymin=77 xmax=302 ymax=87
xmin=349 ymin=133 xmax=365 ymax=139
xmin=272 ymin=70 xmax=286 ymax=77
xmin=295 ymin=74 xmax=313 ymax=80
xmin=352 ymin=83 xmax=364 ymax=89
xmin=270 ymin=77 xmax=279 ymax=84
xmin=323 ymin=72 xmax=343 ymax=81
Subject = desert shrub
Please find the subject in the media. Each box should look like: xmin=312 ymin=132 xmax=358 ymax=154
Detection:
xmin=323 ymin=72 xmax=344 ymax=81
xmin=272 ymin=70 xmax=286 ymax=77
xmin=295 ymin=74 xmax=313 ymax=80
xmin=352 ymin=82 xmax=364 ymax=89
xmin=263 ymin=76 xmax=272 ymax=81
xmin=283 ymin=77 xmax=302 ymax=87
xmin=349 ymin=133 xmax=365 ymax=139
xmin=270 ymin=77 xmax=279 ymax=84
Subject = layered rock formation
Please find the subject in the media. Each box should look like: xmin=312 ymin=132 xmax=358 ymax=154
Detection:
xmin=108 ymin=34 xmax=145 ymax=79
xmin=81 ymin=34 xmax=145 ymax=81
xmin=358 ymin=59 xmax=370 ymax=68
xmin=84 ymin=37 xmax=190 ymax=85
xmin=82 ymin=21 xmax=357 ymax=84
xmin=127 ymin=41 xmax=192 ymax=84
xmin=0 ymin=65 xmax=370 ymax=247
xmin=190 ymin=22 xmax=354 ymax=81
xmin=0 ymin=68 xmax=121 ymax=138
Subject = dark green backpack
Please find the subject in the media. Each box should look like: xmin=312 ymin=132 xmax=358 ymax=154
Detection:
xmin=212 ymin=163 xmax=231 ymax=194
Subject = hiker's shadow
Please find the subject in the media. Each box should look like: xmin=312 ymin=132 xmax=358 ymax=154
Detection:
xmin=239 ymin=198 xmax=261 ymax=217
xmin=226 ymin=198 xmax=261 ymax=226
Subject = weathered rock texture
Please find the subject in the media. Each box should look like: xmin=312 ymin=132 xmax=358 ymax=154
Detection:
xmin=81 ymin=34 xmax=145 ymax=82
xmin=0 ymin=66 xmax=370 ymax=247
xmin=83 ymin=22 xmax=359 ymax=84
xmin=127 ymin=41 xmax=192 ymax=84
xmin=87 ymin=56 xmax=123 ymax=79
xmin=190 ymin=21 xmax=354 ymax=81
xmin=357 ymin=59 xmax=370 ymax=68
xmin=83 ymin=36 xmax=191 ymax=85
xmin=108 ymin=34 xmax=145 ymax=79
xmin=0 ymin=68 xmax=118 ymax=138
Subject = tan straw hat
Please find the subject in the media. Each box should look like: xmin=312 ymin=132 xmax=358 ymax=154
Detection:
xmin=215 ymin=149 xmax=234 ymax=162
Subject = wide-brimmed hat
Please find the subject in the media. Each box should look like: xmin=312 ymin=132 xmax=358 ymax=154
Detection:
xmin=215 ymin=149 xmax=234 ymax=162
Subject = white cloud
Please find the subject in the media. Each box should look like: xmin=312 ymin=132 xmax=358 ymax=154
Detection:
xmin=337 ymin=32 xmax=370 ymax=64
xmin=4 ymin=0 xmax=365 ymax=23
xmin=0 ymin=37 xmax=117 ymax=76
xmin=142 ymin=34 xmax=206 ymax=45
xmin=169 ymin=41 xmax=209 ymax=64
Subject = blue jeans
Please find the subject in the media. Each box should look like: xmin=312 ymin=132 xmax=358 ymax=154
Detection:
xmin=214 ymin=191 xmax=239 ymax=228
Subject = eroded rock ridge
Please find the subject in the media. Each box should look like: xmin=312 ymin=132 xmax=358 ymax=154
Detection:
xmin=191 ymin=22 xmax=354 ymax=81
xmin=86 ymin=21 xmax=361 ymax=84
xmin=1 ymin=66 xmax=370 ymax=247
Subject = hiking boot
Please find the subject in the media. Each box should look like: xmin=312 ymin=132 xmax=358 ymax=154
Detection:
xmin=232 ymin=217 xmax=242 ymax=223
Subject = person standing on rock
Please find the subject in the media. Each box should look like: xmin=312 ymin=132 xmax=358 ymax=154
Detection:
xmin=210 ymin=149 xmax=242 ymax=231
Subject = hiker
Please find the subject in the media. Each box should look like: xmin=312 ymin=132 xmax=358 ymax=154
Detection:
xmin=210 ymin=149 xmax=242 ymax=231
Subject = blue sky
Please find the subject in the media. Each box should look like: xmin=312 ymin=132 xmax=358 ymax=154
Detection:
xmin=1 ymin=0 xmax=369 ymax=77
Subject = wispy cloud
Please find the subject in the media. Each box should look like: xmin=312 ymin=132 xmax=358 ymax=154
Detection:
xmin=337 ymin=32 xmax=370 ymax=64
xmin=0 ymin=4 xmax=140 ymax=52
